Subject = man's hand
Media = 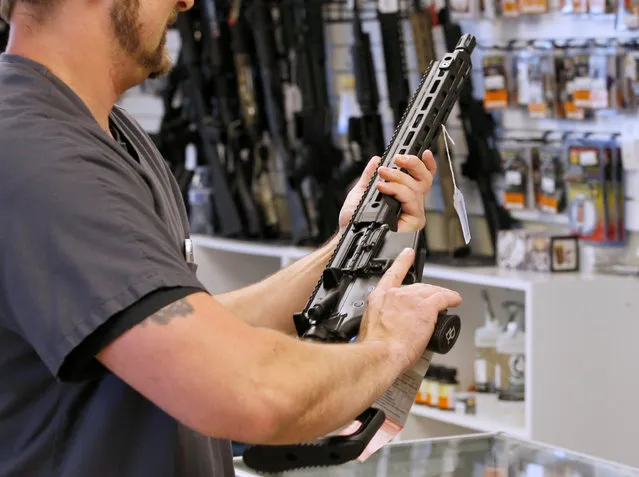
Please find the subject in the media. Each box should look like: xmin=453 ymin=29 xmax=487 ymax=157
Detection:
xmin=358 ymin=248 xmax=462 ymax=372
xmin=338 ymin=150 xmax=437 ymax=234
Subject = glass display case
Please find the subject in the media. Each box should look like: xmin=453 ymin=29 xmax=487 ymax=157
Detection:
xmin=233 ymin=433 xmax=639 ymax=477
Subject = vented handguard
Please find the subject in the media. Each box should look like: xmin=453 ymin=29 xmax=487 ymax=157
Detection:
xmin=242 ymin=33 xmax=476 ymax=474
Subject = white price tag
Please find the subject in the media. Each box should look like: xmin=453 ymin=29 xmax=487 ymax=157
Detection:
xmin=541 ymin=176 xmax=556 ymax=194
xmin=579 ymin=150 xmax=598 ymax=166
xmin=484 ymin=74 xmax=505 ymax=91
xmin=505 ymin=170 xmax=522 ymax=186
xmin=442 ymin=125 xmax=471 ymax=244
xmin=378 ymin=0 xmax=399 ymax=13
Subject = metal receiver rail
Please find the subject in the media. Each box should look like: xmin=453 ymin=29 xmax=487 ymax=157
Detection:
xmin=242 ymin=33 xmax=476 ymax=474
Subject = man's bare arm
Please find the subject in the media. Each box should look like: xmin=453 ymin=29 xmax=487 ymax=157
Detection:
xmin=214 ymin=234 xmax=340 ymax=335
xmin=97 ymin=290 xmax=404 ymax=445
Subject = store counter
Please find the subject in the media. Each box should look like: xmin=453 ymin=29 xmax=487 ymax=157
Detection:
xmin=233 ymin=433 xmax=639 ymax=476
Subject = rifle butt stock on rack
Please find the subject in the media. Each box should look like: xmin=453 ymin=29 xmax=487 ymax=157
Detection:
xmin=242 ymin=33 xmax=476 ymax=474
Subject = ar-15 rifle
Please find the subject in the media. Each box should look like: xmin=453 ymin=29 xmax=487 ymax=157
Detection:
xmin=346 ymin=0 xmax=386 ymax=188
xmin=198 ymin=0 xmax=268 ymax=238
xmin=439 ymin=4 xmax=518 ymax=259
xmin=242 ymin=33 xmax=476 ymax=474
xmin=377 ymin=0 xmax=411 ymax=126
xmin=243 ymin=0 xmax=316 ymax=245
xmin=286 ymin=0 xmax=345 ymax=244
xmin=410 ymin=0 xmax=470 ymax=259
xmin=175 ymin=12 xmax=244 ymax=237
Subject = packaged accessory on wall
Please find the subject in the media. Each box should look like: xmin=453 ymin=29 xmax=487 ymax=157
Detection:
xmin=483 ymin=53 xmax=512 ymax=110
xmin=555 ymin=48 xmax=589 ymax=120
xmin=537 ymin=146 xmax=567 ymax=213
xmin=519 ymin=0 xmax=549 ymax=14
xmin=566 ymin=139 xmax=625 ymax=244
xmin=622 ymin=49 xmax=639 ymax=110
xmin=501 ymin=0 xmax=521 ymax=16
xmin=518 ymin=43 xmax=559 ymax=118
xmin=500 ymin=146 xmax=530 ymax=209
xmin=559 ymin=0 xmax=589 ymax=14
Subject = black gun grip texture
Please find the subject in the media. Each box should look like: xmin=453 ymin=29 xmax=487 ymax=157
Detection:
xmin=427 ymin=311 xmax=461 ymax=354
xmin=242 ymin=407 xmax=385 ymax=474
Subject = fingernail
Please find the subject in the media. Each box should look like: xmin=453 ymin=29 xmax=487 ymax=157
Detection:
xmin=403 ymin=247 xmax=414 ymax=254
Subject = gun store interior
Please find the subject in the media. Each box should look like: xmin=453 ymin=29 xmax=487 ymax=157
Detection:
xmin=5 ymin=0 xmax=638 ymax=474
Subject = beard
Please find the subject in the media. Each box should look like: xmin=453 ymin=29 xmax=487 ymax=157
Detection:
xmin=109 ymin=0 xmax=174 ymax=79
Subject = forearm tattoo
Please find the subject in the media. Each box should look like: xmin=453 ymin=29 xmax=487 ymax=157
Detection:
xmin=141 ymin=298 xmax=195 ymax=327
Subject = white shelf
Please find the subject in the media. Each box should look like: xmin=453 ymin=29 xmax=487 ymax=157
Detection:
xmin=191 ymin=234 xmax=313 ymax=261
xmin=191 ymin=233 xmax=583 ymax=291
xmin=509 ymin=209 xmax=571 ymax=226
xmin=410 ymin=404 xmax=528 ymax=439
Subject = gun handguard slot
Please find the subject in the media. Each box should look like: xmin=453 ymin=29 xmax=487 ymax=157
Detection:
xmin=242 ymin=33 xmax=476 ymax=474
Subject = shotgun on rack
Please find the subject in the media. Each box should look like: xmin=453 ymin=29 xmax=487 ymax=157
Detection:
xmin=242 ymin=33 xmax=476 ymax=474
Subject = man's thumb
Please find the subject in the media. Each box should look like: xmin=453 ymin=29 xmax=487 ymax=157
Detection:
xmin=357 ymin=156 xmax=381 ymax=188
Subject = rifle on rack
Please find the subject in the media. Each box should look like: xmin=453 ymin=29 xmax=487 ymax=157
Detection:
xmin=346 ymin=0 xmax=386 ymax=188
xmin=377 ymin=0 xmax=411 ymax=126
xmin=410 ymin=0 xmax=470 ymax=259
xmin=285 ymin=0 xmax=345 ymax=244
xmin=226 ymin=0 xmax=283 ymax=238
xmin=243 ymin=0 xmax=315 ymax=244
xmin=198 ymin=0 xmax=270 ymax=238
xmin=242 ymin=34 xmax=475 ymax=474
xmin=439 ymin=3 xmax=518 ymax=259
xmin=175 ymin=12 xmax=245 ymax=237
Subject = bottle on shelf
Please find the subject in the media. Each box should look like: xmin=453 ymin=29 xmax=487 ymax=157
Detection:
xmin=187 ymin=145 xmax=215 ymax=235
xmin=438 ymin=367 xmax=459 ymax=411
xmin=495 ymin=300 xmax=526 ymax=402
xmin=474 ymin=289 xmax=502 ymax=394
xmin=426 ymin=365 xmax=442 ymax=407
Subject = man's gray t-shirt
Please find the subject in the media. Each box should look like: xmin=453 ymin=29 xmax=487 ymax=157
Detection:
xmin=0 ymin=54 xmax=234 ymax=477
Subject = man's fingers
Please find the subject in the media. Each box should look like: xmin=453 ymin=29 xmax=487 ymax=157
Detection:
xmin=357 ymin=156 xmax=381 ymax=188
xmin=421 ymin=150 xmax=437 ymax=177
xmin=376 ymin=248 xmax=415 ymax=291
xmin=377 ymin=166 xmax=421 ymax=192
xmin=425 ymin=290 xmax=463 ymax=312
xmin=395 ymin=154 xmax=432 ymax=185
xmin=376 ymin=181 xmax=421 ymax=215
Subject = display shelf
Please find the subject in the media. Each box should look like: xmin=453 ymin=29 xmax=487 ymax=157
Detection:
xmin=191 ymin=234 xmax=313 ymax=262
xmin=509 ymin=209 xmax=571 ymax=226
xmin=191 ymin=233 xmax=579 ymax=291
xmin=410 ymin=404 xmax=528 ymax=438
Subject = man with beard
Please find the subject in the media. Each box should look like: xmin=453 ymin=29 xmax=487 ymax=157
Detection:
xmin=0 ymin=0 xmax=463 ymax=476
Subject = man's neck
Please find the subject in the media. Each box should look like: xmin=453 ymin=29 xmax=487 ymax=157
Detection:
xmin=6 ymin=13 xmax=133 ymax=135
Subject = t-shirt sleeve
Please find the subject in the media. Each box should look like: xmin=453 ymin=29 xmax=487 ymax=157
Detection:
xmin=2 ymin=153 xmax=206 ymax=381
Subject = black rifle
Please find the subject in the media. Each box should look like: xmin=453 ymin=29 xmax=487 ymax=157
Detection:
xmin=345 ymin=0 xmax=385 ymax=188
xmin=439 ymin=4 xmax=518 ymax=259
xmin=242 ymin=34 xmax=475 ymax=475
xmin=377 ymin=0 xmax=411 ymax=126
xmin=199 ymin=0 xmax=268 ymax=238
xmin=175 ymin=12 xmax=244 ymax=237
xmin=243 ymin=0 xmax=315 ymax=244
xmin=286 ymin=0 xmax=345 ymax=244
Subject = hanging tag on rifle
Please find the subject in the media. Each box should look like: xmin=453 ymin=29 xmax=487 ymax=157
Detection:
xmin=442 ymin=125 xmax=471 ymax=244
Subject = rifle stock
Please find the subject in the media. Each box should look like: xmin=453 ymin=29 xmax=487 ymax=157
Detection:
xmin=242 ymin=34 xmax=476 ymax=474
